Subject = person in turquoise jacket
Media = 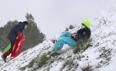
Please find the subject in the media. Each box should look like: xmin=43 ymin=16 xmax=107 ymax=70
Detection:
xmin=51 ymin=19 xmax=92 ymax=56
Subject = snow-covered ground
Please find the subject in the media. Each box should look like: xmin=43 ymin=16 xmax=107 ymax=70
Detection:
xmin=0 ymin=9 xmax=116 ymax=71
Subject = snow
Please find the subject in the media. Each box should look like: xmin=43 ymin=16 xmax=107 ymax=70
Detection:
xmin=0 ymin=9 xmax=116 ymax=71
xmin=50 ymin=61 xmax=64 ymax=71
xmin=0 ymin=40 xmax=54 ymax=71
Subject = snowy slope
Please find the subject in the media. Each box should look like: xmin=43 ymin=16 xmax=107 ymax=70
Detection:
xmin=0 ymin=40 xmax=54 ymax=71
xmin=0 ymin=9 xmax=116 ymax=71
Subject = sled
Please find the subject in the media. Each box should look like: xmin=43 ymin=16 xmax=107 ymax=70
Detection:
xmin=10 ymin=32 xmax=25 ymax=58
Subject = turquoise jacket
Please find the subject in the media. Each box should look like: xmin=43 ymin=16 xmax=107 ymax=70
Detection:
xmin=53 ymin=32 xmax=77 ymax=52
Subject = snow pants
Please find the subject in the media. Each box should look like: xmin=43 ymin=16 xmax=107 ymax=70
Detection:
xmin=53 ymin=32 xmax=77 ymax=52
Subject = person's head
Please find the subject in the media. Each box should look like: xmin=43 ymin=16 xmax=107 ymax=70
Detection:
xmin=81 ymin=19 xmax=92 ymax=29
xmin=23 ymin=21 xmax=28 ymax=29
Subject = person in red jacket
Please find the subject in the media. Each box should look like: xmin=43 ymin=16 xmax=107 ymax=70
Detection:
xmin=1 ymin=21 xmax=28 ymax=62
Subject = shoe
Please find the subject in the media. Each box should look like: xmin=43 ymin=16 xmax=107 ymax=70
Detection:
xmin=1 ymin=55 xmax=6 ymax=62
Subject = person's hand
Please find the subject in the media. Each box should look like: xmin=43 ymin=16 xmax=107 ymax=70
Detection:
xmin=71 ymin=33 xmax=77 ymax=39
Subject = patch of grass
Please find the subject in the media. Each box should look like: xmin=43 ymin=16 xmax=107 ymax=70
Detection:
xmin=81 ymin=65 xmax=94 ymax=71
xmin=73 ymin=39 xmax=92 ymax=54
xmin=20 ymin=59 xmax=35 ymax=71
xmin=36 ymin=54 xmax=51 ymax=68
xmin=61 ymin=58 xmax=79 ymax=71
xmin=97 ymin=47 xmax=112 ymax=67
xmin=20 ymin=54 xmax=51 ymax=71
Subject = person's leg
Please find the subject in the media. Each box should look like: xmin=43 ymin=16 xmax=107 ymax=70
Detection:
xmin=53 ymin=36 xmax=77 ymax=51
xmin=9 ymin=40 xmax=15 ymax=53
xmin=62 ymin=37 xmax=77 ymax=47
xmin=50 ymin=36 xmax=76 ymax=57
xmin=2 ymin=42 xmax=11 ymax=62
xmin=52 ymin=39 xmax=65 ymax=52
xmin=2 ymin=40 xmax=15 ymax=62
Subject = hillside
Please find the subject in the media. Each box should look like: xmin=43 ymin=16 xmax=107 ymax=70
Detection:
xmin=0 ymin=9 xmax=116 ymax=71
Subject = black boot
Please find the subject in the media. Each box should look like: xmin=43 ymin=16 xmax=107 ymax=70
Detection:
xmin=1 ymin=55 xmax=6 ymax=62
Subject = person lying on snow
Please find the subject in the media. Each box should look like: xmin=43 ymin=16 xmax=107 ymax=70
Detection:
xmin=1 ymin=21 xmax=28 ymax=62
xmin=50 ymin=19 xmax=92 ymax=56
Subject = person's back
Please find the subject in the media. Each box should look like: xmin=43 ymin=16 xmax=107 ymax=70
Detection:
xmin=77 ymin=28 xmax=91 ymax=41
xmin=7 ymin=22 xmax=27 ymax=43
